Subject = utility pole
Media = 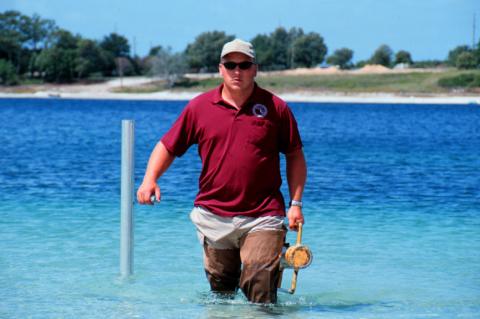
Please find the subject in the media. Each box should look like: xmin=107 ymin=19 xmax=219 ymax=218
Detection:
xmin=473 ymin=13 xmax=477 ymax=50
xmin=132 ymin=36 xmax=137 ymax=57
xmin=291 ymin=44 xmax=295 ymax=69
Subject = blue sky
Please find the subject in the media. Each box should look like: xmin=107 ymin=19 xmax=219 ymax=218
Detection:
xmin=1 ymin=0 xmax=478 ymax=62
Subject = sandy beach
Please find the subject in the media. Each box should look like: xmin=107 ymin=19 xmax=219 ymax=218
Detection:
xmin=0 ymin=75 xmax=479 ymax=105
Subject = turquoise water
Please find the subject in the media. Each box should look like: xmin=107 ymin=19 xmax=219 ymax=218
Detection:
xmin=0 ymin=99 xmax=479 ymax=318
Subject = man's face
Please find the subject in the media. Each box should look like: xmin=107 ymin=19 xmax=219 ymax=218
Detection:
xmin=219 ymin=52 xmax=257 ymax=93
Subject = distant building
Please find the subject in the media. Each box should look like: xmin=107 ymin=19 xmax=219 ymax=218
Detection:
xmin=394 ymin=63 xmax=410 ymax=69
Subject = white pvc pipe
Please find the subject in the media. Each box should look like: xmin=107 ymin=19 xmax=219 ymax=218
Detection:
xmin=120 ymin=120 xmax=134 ymax=277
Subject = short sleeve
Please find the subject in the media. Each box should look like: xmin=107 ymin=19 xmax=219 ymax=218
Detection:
xmin=161 ymin=105 xmax=198 ymax=157
xmin=278 ymin=105 xmax=303 ymax=154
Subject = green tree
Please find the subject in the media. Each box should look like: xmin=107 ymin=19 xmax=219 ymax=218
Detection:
xmin=22 ymin=14 xmax=57 ymax=76
xmin=370 ymin=44 xmax=393 ymax=67
xmin=286 ymin=27 xmax=304 ymax=67
xmin=252 ymin=27 xmax=326 ymax=70
xmin=128 ymin=55 xmax=144 ymax=76
xmin=0 ymin=59 xmax=18 ymax=85
xmin=0 ymin=11 xmax=24 ymax=64
xmin=98 ymin=33 xmax=131 ymax=76
xmin=395 ymin=50 xmax=413 ymax=65
xmin=291 ymin=32 xmax=327 ymax=68
xmin=475 ymin=40 xmax=480 ymax=67
xmin=20 ymin=14 xmax=57 ymax=50
xmin=36 ymin=47 xmax=77 ymax=82
xmin=148 ymin=45 xmax=163 ymax=56
xmin=268 ymin=27 xmax=290 ymax=70
xmin=54 ymin=29 xmax=79 ymax=50
xmin=250 ymin=34 xmax=272 ymax=68
xmin=355 ymin=60 xmax=368 ymax=68
xmin=0 ymin=11 xmax=58 ymax=76
xmin=75 ymin=39 xmax=104 ymax=78
xmin=100 ymin=33 xmax=130 ymax=57
xmin=326 ymin=48 xmax=354 ymax=69
xmin=287 ymin=27 xmax=304 ymax=43
xmin=35 ymin=29 xmax=80 ymax=82
xmin=447 ymin=45 xmax=471 ymax=66
xmin=456 ymin=51 xmax=477 ymax=69
xmin=251 ymin=27 xmax=293 ymax=70
xmin=185 ymin=31 xmax=234 ymax=72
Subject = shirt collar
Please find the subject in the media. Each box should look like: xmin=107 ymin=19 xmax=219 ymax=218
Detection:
xmin=212 ymin=84 xmax=224 ymax=105
xmin=212 ymin=82 xmax=261 ymax=107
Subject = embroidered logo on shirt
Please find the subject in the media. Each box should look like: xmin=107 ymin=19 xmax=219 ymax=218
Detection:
xmin=252 ymin=104 xmax=268 ymax=118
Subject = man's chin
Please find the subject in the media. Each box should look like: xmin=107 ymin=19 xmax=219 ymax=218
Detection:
xmin=225 ymin=80 xmax=253 ymax=92
xmin=227 ymin=84 xmax=243 ymax=91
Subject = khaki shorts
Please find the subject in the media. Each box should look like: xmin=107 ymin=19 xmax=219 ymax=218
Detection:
xmin=190 ymin=206 xmax=285 ymax=249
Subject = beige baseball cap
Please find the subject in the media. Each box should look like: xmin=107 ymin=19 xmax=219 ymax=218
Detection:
xmin=220 ymin=39 xmax=255 ymax=59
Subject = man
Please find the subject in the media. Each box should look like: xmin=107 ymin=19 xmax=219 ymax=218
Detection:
xmin=137 ymin=39 xmax=307 ymax=303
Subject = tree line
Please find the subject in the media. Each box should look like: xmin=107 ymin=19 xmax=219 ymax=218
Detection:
xmin=1 ymin=10 xmax=479 ymax=85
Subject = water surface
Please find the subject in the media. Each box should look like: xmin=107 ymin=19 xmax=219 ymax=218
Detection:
xmin=0 ymin=98 xmax=479 ymax=318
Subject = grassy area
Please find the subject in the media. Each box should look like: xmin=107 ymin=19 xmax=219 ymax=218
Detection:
xmin=111 ymin=80 xmax=168 ymax=93
xmin=112 ymin=78 xmax=206 ymax=94
xmin=164 ymin=69 xmax=480 ymax=95
xmin=18 ymin=78 xmax=44 ymax=85
xmin=264 ymin=70 xmax=480 ymax=94
xmin=257 ymin=72 xmax=443 ymax=93
xmin=2 ymin=86 xmax=38 ymax=94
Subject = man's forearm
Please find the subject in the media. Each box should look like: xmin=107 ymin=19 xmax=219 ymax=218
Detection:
xmin=286 ymin=149 xmax=307 ymax=201
xmin=143 ymin=141 xmax=175 ymax=182
xmin=137 ymin=141 xmax=175 ymax=204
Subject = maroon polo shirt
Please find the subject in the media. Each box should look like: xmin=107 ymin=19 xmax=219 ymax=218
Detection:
xmin=161 ymin=83 xmax=302 ymax=217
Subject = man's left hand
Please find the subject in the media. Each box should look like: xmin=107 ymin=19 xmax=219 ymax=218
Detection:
xmin=287 ymin=206 xmax=304 ymax=231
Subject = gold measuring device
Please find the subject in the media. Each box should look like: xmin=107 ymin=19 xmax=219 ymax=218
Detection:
xmin=278 ymin=223 xmax=313 ymax=294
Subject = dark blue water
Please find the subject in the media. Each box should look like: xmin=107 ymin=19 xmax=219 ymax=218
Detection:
xmin=0 ymin=98 xmax=479 ymax=318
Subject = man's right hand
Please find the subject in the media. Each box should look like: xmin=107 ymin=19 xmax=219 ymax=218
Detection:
xmin=137 ymin=180 xmax=161 ymax=205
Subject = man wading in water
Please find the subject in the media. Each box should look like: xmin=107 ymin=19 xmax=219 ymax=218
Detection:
xmin=137 ymin=39 xmax=307 ymax=303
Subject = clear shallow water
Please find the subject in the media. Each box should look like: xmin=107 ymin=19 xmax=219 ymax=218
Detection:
xmin=0 ymin=98 xmax=479 ymax=318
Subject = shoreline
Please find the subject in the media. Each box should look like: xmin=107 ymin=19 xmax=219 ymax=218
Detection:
xmin=0 ymin=90 xmax=478 ymax=105
xmin=0 ymin=75 xmax=478 ymax=105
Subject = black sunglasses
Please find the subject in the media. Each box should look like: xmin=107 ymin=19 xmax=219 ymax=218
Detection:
xmin=222 ymin=61 xmax=255 ymax=70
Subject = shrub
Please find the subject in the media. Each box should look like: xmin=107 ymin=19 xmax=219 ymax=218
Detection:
xmin=456 ymin=52 xmax=477 ymax=69
xmin=412 ymin=60 xmax=445 ymax=68
xmin=447 ymin=45 xmax=471 ymax=66
xmin=438 ymin=73 xmax=480 ymax=88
